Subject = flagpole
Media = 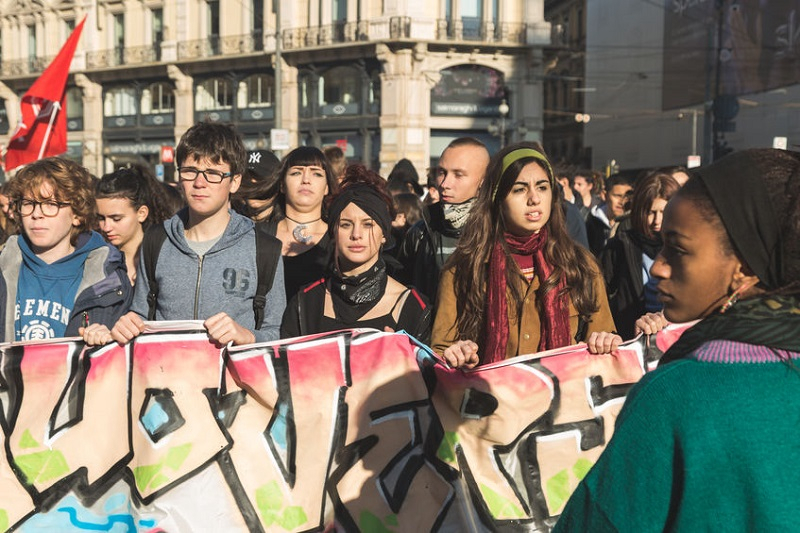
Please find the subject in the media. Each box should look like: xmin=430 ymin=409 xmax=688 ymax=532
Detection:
xmin=37 ymin=101 xmax=61 ymax=160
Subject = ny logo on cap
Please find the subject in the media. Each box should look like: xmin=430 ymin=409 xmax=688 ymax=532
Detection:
xmin=249 ymin=152 xmax=262 ymax=164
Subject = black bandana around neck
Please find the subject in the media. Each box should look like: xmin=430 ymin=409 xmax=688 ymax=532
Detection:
xmin=329 ymin=258 xmax=388 ymax=323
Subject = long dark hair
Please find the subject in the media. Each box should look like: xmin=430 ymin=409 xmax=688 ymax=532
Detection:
xmin=264 ymin=146 xmax=338 ymax=222
xmin=630 ymin=171 xmax=679 ymax=239
xmin=445 ymin=142 xmax=601 ymax=344
xmin=96 ymin=164 xmax=172 ymax=231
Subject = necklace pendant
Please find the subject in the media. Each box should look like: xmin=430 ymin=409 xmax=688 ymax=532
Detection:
xmin=292 ymin=224 xmax=313 ymax=244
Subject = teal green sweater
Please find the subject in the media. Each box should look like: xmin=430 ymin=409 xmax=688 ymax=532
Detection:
xmin=554 ymin=340 xmax=800 ymax=532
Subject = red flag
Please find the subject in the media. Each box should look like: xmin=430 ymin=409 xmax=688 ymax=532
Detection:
xmin=3 ymin=17 xmax=86 ymax=172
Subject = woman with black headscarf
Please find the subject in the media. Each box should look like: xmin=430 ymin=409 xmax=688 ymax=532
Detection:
xmin=555 ymin=149 xmax=800 ymax=531
xmin=280 ymin=164 xmax=432 ymax=343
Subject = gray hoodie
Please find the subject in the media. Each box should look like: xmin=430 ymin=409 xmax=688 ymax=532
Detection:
xmin=130 ymin=209 xmax=285 ymax=342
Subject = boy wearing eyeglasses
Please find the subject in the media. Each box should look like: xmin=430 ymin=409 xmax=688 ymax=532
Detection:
xmin=98 ymin=122 xmax=286 ymax=347
xmin=0 ymin=157 xmax=132 ymax=342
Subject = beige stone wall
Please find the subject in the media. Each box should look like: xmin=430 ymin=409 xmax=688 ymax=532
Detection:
xmin=1 ymin=0 xmax=549 ymax=177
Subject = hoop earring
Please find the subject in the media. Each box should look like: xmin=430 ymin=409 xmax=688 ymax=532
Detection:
xmin=720 ymin=279 xmax=757 ymax=314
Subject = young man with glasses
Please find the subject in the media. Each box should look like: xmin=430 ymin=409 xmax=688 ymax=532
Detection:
xmin=0 ymin=157 xmax=132 ymax=342
xmin=102 ymin=122 xmax=286 ymax=347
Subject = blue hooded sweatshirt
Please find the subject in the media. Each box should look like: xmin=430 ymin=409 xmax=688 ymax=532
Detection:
xmin=0 ymin=231 xmax=133 ymax=342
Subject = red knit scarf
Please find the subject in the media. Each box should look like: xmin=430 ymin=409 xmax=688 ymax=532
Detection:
xmin=483 ymin=229 xmax=571 ymax=365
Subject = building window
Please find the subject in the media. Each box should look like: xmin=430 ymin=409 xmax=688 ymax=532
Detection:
xmin=333 ymin=0 xmax=346 ymax=22
xmin=196 ymin=78 xmax=232 ymax=110
xmin=66 ymin=87 xmax=83 ymax=119
xmin=27 ymin=24 xmax=36 ymax=70
xmin=461 ymin=0 xmax=482 ymax=39
xmin=152 ymin=8 xmax=164 ymax=60
xmin=66 ymin=87 xmax=83 ymax=131
xmin=239 ymin=74 xmax=274 ymax=108
xmin=207 ymin=0 xmax=221 ymax=54
xmin=368 ymin=71 xmax=380 ymax=114
xmin=142 ymin=82 xmax=174 ymax=114
xmin=104 ymin=87 xmax=137 ymax=116
xmin=208 ymin=1 xmax=220 ymax=36
xmin=252 ymin=0 xmax=264 ymax=51
xmin=0 ymin=98 xmax=8 ymax=135
xmin=64 ymin=19 xmax=75 ymax=40
xmin=252 ymin=0 xmax=264 ymax=50
xmin=431 ymin=64 xmax=506 ymax=116
xmin=113 ymin=13 xmax=125 ymax=64
xmin=320 ymin=66 xmax=360 ymax=106
xmin=298 ymin=72 xmax=313 ymax=117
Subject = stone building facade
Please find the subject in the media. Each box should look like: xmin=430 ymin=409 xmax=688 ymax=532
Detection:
xmin=0 ymin=0 xmax=551 ymax=179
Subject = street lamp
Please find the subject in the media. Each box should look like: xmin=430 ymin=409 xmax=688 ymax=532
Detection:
xmin=498 ymin=99 xmax=509 ymax=149
xmin=488 ymin=99 xmax=510 ymax=149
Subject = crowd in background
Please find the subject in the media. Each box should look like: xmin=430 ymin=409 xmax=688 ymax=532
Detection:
xmin=1 ymin=121 xmax=800 ymax=530
xmin=0 ymin=122 xmax=748 ymax=353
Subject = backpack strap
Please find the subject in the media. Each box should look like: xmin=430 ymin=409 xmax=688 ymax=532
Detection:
xmin=142 ymin=224 xmax=168 ymax=321
xmin=253 ymin=223 xmax=283 ymax=329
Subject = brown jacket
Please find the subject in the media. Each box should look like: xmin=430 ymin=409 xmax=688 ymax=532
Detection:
xmin=431 ymin=265 xmax=616 ymax=358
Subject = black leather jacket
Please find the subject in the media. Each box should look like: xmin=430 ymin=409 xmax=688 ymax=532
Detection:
xmin=600 ymin=227 xmax=645 ymax=340
xmin=395 ymin=203 xmax=461 ymax=305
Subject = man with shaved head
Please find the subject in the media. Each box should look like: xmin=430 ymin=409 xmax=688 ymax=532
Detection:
xmin=396 ymin=137 xmax=489 ymax=304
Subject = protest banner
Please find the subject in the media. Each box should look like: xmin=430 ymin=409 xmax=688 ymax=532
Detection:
xmin=0 ymin=322 xmax=688 ymax=531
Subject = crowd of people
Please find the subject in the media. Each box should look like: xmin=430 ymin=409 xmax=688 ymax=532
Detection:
xmin=1 ymin=120 xmax=799 ymax=528
xmin=0 ymin=121 xmax=632 ymax=355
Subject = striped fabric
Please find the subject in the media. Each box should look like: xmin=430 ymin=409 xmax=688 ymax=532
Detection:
xmin=691 ymin=339 xmax=800 ymax=364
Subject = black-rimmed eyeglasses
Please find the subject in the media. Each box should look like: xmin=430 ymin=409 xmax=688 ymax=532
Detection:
xmin=17 ymin=199 xmax=71 ymax=217
xmin=178 ymin=167 xmax=233 ymax=184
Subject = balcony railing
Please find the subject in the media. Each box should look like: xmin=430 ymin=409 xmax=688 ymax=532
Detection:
xmin=389 ymin=16 xmax=411 ymax=39
xmin=0 ymin=56 xmax=51 ymax=76
xmin=4 ymin=17 xmax=530 ymax=76
xmin=282 ymin=21 xmax=368 ymax=50
xmin=86 ymin=45 xmax=160 ymax=68
xmin=178 ymin=32 xmax=265 ymax=60
xmin=436 ymin=19 xmax=527 ymax=44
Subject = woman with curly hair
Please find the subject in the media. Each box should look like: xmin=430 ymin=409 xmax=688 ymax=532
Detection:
xmin=95 ymin=164 xmax=172 ymax=285
xmin=0 ymin=157 xmax=132 ymax=342
xmin=281 ymin=164 xmax=431 ymax=342
xmin=431 ymin=142 xmax=616 ymax=368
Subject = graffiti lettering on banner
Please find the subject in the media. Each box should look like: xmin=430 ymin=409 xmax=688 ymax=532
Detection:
xmin=0 ymin=321 xmax=690 ymax=531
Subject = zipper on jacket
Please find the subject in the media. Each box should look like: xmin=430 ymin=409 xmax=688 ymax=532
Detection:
xmin=193 ymin=256 xmax=204 ymax=320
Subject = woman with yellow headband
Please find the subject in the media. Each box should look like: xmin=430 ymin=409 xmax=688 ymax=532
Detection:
xmin=431 ymin=142 xmax=616 ymax=368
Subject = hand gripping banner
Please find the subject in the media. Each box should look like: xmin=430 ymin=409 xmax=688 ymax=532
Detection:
xmin=0 ymin=322 xmax=689 ymax=532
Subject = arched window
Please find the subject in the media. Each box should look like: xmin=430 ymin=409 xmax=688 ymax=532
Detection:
xmin=238 ymin=74 xmax=274 ymax=108
xmin=195 ymin=78 xmax=232 ymax=110
xmin=320 ymin=66 xmax=361 ymax=107
xmin=431 ymin=64 xmax=505 ymax=117
xmin=141 ymin=82 xmax=174 ymax=114
xmin=104 ymin=87 xmax=137 ymax=116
